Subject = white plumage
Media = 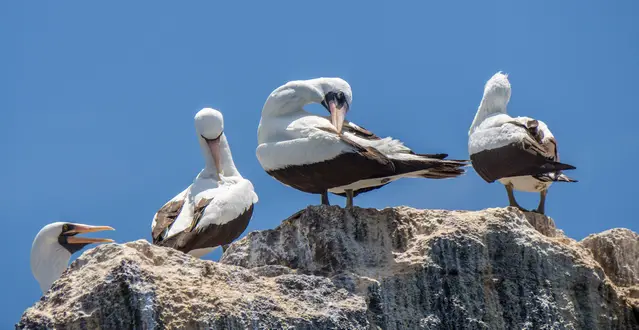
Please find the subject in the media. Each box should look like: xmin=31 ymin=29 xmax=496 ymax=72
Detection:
xmin=468 ymin=72 xmax=576 ymax=213
xmin=257 ymin=77 xmax=467 ymax=205
xmin=151 ymin=108 xmax=258 ymax=258
xmin=31 ymin=222 xmax=114 ymax=292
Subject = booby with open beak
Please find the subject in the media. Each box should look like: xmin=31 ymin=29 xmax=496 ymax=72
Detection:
xmin=151 ymin=108 xmax=258 ymax=258
xmin=30 ymin=222 xmax=114 ymax=293
xmin=256 ymin=77 xmax=468 ymax=207
xmin=468 ymin=72 xmax=577 ymax=214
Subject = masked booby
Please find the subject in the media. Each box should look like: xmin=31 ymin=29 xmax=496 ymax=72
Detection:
xmin=151 ymin=108 xmax=258 ymax=258
xmin=256 ymin=77 xmax=468 ymax=207
xmin=468 ymin=72 xmax=577 ymax=214
xmin=30 ymin=222 xmax=114 ymax=293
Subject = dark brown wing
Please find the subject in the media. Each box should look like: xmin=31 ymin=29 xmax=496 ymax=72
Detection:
xmin=267 ymin=127 xmax=396 ymax=193
xmin=338 ymin=134 xmax=395 ymax=168
xmin=543 ymin=137 xmax=558 ymax=161
xmin=339 ymin=128 xmax=467 ymax=179
xmin=152 ymin=199 xmax=185 ymax=243
xmin=516 ymin=119 xmax=578 ymax=182
xmin=184 ymin=198 xmax=213 ymax=232
xmin=269 ymin=126 xmax=467 ymax=194
xmin=471 ymin=121 xmax=575 ymax=183
xmin=342 ymin=122 xmax=380 ymax=140
xmin=533 ymin=127 xmax=579 ymax=182
xmin=343 ymin=122 xmax=449 ymax=159
xmin=157 ymin=205 xmax=255 ymax=253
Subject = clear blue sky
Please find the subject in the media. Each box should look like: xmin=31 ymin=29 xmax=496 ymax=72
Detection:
xmin=2 ymin=1 xmax=638 ymax=326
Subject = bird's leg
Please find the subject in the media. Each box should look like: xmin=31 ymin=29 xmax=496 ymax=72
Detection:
xmin=534 ymin=189 xmax=547 ymax=215
xmin=222 ymin=244 xmax=230 ymax=254
xmin=505 ymin=184 xmax=528 ymax=212
xmin=321 ymin=191 xmax=330 ymax=206
xmin=345 ymin=189 xmax=354 ymax=208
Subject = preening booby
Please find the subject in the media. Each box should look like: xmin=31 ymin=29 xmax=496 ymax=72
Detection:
xmin=30 ymin=222 xmax=114 ymax=292
xmin=468 ymin=72 xmax=577 ymax=214
xmin=257 ymin=77 xmax=468 ymax=207
xmin=151 ymin=108 xmax=258 ymax=258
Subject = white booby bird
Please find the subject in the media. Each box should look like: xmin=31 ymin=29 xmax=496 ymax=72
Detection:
xmin=151 ymin=108 xmax=258 ymax=258
xmin=468 ymin=72 xmax=577 ymax=214
xmin=31 ymin=222 xmax=114 ymax=293
xmin=256 ymin=77 xmax=468 ymax=207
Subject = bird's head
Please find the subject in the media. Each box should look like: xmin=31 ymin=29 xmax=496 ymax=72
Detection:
xmin=263 ymin=77 xmax=352 ymax=134
xmin=195 ymin=108 xmax=225 ymax=177
xmin=30 ymin=222 xmax=114 ymax=292
xmin=313 ymin=78 xmax=352 ymax=134
xmin=482 ymin=71 xmax=511 ymax=108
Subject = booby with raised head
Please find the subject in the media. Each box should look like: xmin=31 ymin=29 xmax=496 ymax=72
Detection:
xmin=30 ymin=222 xmax=114 ymax=293
xmin=468 ymin=72 xmax=577 ymax=214
xmin=151 ymin=108 xmax=258 ymax=257
xmin=256 ymin=77 xmax=468 ymax=207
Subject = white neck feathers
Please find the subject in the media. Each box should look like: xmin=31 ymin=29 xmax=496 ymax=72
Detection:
xmin=261 ymin=80 xmax=323 ymax=118
xmin=469 ymin=73 xmax=511 ymax=135
xmin=30 ymin=241 xmax=72 ymax=293
xmin=261 ymin=78 xmax=352 ymax=118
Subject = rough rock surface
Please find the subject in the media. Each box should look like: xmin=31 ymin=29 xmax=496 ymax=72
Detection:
xmin=581 ymin=228 xmax=639 ymax=306
xmin=18 ymin=206 xmax=639 ymax=329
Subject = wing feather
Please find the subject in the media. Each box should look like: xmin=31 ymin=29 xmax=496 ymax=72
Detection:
xmin=471 ymin=120 xmax=575 ymax=183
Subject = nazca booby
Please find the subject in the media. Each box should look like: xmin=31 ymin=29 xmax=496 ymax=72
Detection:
xmin=31 ymin=222 xmax=114 ymax=292
xmin=151 ymin=108 xmax=258 ymax=257
xmin=468 ymin=72 xmax=577 ymax=214
xmin=257 ymin=77 xmax=468 ymax=207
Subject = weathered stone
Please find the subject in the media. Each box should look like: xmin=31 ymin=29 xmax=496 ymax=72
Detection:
xmin=17 ymin=240 xmax=368 ymax=330
xmin=581 ymin=228 xmax=639 ymax=307
xmin=581 ymin=228 xmax=639 ymax=287
xmin=18 ymin=206 xmax=639 ymax=329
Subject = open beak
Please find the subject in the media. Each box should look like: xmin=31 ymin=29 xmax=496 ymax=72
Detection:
xmin=64 ymin=225 xmax=115 ymax=244
xmin=329 ymin=101 xmax=348 ymax=134
xmin=206 ymin=138 xmax=222 ymax=176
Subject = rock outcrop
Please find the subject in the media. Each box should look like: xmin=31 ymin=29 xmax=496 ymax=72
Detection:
xmin=581 ymin=228 xmax=639 ymax=307
xmin=17 ymin=207 xmax=639 ymax=329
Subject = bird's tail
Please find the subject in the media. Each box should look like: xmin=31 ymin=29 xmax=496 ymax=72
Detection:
xmin=413 ymin=152 xmax=448 ymax=160
xmin=536 ymin=172 xmax=578 ymax=183
xmin=555 ymin=173 xmax=578 ymax=182
xmin=389 ymin=154 xmax=470 ymax=179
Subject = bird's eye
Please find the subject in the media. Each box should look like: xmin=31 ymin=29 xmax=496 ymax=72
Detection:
xmin=62 ymin=224 xmax=69 ymax=232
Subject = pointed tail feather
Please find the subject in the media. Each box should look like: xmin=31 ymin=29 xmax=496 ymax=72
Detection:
xmin=389 ymin=155 xmax=469 ymax=179
xmin=546 ymin=161 xmax=576 ymax=172
xmin=417 ymin=168 xmax=466 ymax=179
xmin=536 ymin=172 xmax=578 ymax=183
xmin=413 ymin=153 xmax=449 ymax=159
xmin=556 ymin=173 xmax=578 ymax=182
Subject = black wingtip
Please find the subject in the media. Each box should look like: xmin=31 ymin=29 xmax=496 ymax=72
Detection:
xmin=557 ymin=162 xmax=577 ymax=171
xmin=418 ymin=153 xmax=448 ymax=160
xmin=557 ymin=173 xmax=578 ymax=182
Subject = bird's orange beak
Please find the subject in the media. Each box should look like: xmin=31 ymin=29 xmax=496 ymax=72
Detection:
xmin=64 ymin=225 xmax=115 ymax=244
xmin=329 ymin=101 xmax=348 ymax=134
xmin=207 ymin=138 xmax=222 ymax=176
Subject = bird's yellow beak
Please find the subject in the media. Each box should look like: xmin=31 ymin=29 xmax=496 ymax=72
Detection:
xmin=64 ymin=225 xmax=115 ymax=244
xmin=329 ymin=100 xmax=348 ymax=134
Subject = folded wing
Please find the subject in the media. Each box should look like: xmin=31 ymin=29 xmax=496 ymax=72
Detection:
xmin=471 ymin=118 xmax=576 ymax=183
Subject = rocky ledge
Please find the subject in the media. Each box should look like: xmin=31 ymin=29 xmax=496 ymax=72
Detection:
xmin=17 ymin=207 xmax=639 ymax=329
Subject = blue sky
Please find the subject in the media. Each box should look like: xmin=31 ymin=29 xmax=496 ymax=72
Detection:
xmin=2 ymin=0 xmax=638 ymax=326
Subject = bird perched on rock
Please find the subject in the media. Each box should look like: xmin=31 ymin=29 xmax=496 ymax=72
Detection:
xmin=256 ymin=77 xmax=468 ymax=207
xmin=151 ymin=108 xmax=258 ymax=257
xmin=468 ymin=72 xmax=577 ymax=214
xmin=31 ymin=222 xmax=114 ymax=292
